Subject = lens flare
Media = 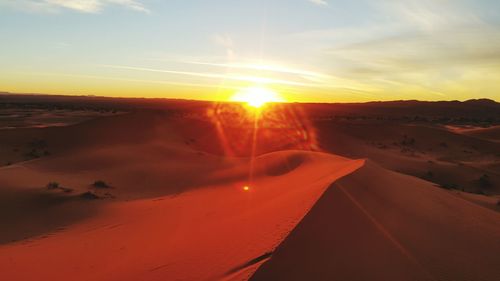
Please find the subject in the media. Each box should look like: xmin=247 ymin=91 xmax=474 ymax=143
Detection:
xmin=207 ymin=95 xmax=319 ymax=191
xmin=206 ymin=102 xmax=318 ymax=157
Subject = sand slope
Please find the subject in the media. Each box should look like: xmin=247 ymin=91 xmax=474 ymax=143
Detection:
xmin=0 ymin=150 xmax=363 ymax=281
xmin=252 ymin=161 xmax=500 ymax=281
xmin=456 ymin=125 xmax=500 ymax=143
xmin=315 ymin=120 xmax=500 ymax=197
xmin=1 ymin=107 xmax=499 ymax=281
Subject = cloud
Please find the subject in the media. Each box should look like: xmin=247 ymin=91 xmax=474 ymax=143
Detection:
xmin=1 ymin=0 xmax=149 ymax=13
xmin=212 ymin=33 xmax=235 ymax=59
xmin=316 ymin=1 xmax=500 ymax=79
xmin=319 ymin=24 xmax=500 ymax=99
xmin=213 ymin=34 xmax=233 ymax=49
xmin=185 ymin=61 xmax=333 ymax=82
xmin=308 ymin=0 xmax=328 ymax=6
xmin=277 ymin=1 xmax=500 ymax=100
xmin=96 ymin=63 xmax=373 ymax=97
xmin=377 ymin=0 xmax=482 ymax=31
xmin=98 ymin=64 xmax=319 ymax=87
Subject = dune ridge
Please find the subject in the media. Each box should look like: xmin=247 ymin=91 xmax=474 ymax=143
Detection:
xmin=251 ymin=161 xmax=500 ymax=281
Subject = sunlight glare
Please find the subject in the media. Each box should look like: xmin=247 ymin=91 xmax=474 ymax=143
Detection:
xmin=231 ymin=86 xmax=284 ymax=108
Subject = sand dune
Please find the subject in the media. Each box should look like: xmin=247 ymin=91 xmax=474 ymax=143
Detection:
xmin=451 ymin=125 xmax=500 ymax=143
xmin=0 ymin=101 xmax=498 ymax=281
xmin=315 ymin=120 xmax=500 ymax=197
xmin=252 ymin=161 xmax=500 ymax=281
xmin=0 ymin=148 xmax=363 ymax=281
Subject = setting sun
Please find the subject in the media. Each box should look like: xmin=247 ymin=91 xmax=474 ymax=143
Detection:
xmin=230 ymin=86 xmax=284 ymax=108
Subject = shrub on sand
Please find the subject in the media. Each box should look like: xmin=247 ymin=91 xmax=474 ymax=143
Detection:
xmin=93 ymin=180 xmax=111 ymax=189
xmin=46 ymin=182 xmax=60 ymax=190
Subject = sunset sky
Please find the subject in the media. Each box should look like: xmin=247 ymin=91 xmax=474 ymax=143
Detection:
xmin=1 ymin=0 xmax=499 ymax=102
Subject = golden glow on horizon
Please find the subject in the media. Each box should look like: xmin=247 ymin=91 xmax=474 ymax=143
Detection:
xmin=3 ymin=0 xmax=500 ymax=104
xmin=230 ymin=86 xmax=284 ymax=108
xmin=2 ymin=59 xmax=499 ymax=103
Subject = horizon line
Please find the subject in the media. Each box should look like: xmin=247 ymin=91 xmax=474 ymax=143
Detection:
xmin=1 ymin=90 xmax=498 ymax=105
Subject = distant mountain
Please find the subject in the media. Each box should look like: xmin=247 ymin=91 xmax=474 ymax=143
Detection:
xmin=464 ymin=98 xmax=498 ymax=105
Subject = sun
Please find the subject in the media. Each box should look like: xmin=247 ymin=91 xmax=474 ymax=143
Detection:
xmin=230 ymin=86 xmax=284 ymax=108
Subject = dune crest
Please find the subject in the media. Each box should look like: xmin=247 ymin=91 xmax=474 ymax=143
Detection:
xmin=252 ymin=161 xmax=500 ymax=281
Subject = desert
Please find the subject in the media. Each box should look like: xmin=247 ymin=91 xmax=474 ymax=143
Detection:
xmin=1 ymin=1 xmax=500 ymax=280
xmin=0 ymin=94 xmax=499 ymax=280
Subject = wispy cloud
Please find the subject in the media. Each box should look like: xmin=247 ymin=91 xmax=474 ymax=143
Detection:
xmin=17 ymin=71 xmax=235 ymax=90
xmin=378 ymin=0 xmax=482 ymax=31
xmin=2 ymin=0 xmax=149 ymax=13
xmin=98 ymin=64 xmax=319 ymax=87
xmin=319 ymin=24 xmax=500 ymax=99
xmin=212 ymin=33 xmax=235 ymax=58
xmin=280 ymin=1 xmax=500 ymax=100
xmin=308 ymin=0 xmax=328 ymax=6
xmin=144 ymin=56 xmax=368 ymax=89
xmin=95 ymin=63 xmax=373 ymax=96
xmin=185 ymin=61 xmax=332 ymax=81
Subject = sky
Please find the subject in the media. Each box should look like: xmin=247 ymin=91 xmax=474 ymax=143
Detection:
xmin=1 ymin=0 xmax=500 ymax=102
